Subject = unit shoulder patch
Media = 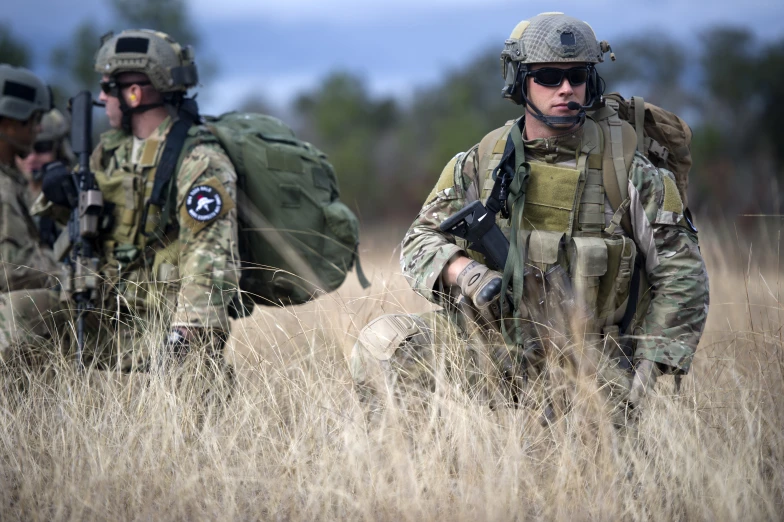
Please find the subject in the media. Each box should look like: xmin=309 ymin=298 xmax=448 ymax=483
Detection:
xmin=179 ymin=176 xmax=235 ymax=233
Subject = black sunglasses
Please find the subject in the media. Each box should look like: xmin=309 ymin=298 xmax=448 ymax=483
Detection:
xmin=33 ymin=140 xmax=56 ymax=154
xmin=528 ymin=67 xmax=590 ymax=87
xmin=99 ymin=79 xmax=152 ymax=96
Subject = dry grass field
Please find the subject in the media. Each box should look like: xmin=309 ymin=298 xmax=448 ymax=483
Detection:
xmin=0 ymin=221 xmax=782 ymax=521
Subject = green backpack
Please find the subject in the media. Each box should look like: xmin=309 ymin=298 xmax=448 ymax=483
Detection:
xmin=151 ymin=108 xmax=369 ymax=317
xmin=205 ymin=112 xmax=369 ymax=314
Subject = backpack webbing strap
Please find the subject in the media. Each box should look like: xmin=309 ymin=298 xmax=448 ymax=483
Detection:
xmin=601 ymin=100 xmax=633 ymax=237
xmin=617 ymin=255 xmax=642 ymax=368
xmin=140 ymin=103 xmax=200 ymax=239
xmin=354 ymin=245 xmax=371 ymax=289
xmin=485 ymin=129 xmax=517 ymax=217
xmin=631 ymin=96 xmax=645 ymax=153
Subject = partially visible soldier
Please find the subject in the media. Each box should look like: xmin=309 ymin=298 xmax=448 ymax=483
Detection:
xmin=350 ymin=13 xmax=709 ymax=419
xmin=30 ymin=30 xmax=240 ymax=383
xmin=15 ymin=108 xmax=73 ymax=249
xmin=0 ymin=64 xmax=58 ymax=292
xmin=0 ymin=65 xmax=60 ymax=363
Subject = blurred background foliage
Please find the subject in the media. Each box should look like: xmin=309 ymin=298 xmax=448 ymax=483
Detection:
xmin=2 ymin=0 xmax=782 ymax=225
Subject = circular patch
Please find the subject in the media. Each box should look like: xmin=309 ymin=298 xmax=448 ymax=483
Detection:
xmin=185 ymin=185 xmax=223 ymax=222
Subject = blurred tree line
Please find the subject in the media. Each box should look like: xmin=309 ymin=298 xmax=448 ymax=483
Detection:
xmin=295 ymin=29 xmax=784 ymax=223
xmin=2 ymin=5 xmax=782 ymax=223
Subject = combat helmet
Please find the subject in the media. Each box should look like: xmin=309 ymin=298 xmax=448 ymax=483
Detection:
xmin=500 ymin=12 xmax=614 ymax=127
xmin=94 ymin=30 xmax=199 ymax=131
xmin=0 ymin=64 xmax=52 ymax=122
xmin=30 ymin=109 xmax=75 ymax=180
xmin=95 ymin=29 xmax=198 ymax=93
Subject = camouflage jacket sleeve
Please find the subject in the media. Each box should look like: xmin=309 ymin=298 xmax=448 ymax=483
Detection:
xmin=627 ymin=153 xmax=709 ymax=374
xmin=170 ymin=142 xmax=240 ymax=331
xmin=0 ymin=171 xmax=57 ymax=291
xmin=400 ymin=147 xmax=481 ymax=302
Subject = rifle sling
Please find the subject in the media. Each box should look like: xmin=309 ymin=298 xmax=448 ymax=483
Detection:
xmin=620 ymin=256 xmax=641 ymax=336
xmin=485 ymin=124 xmax=518 ymax=217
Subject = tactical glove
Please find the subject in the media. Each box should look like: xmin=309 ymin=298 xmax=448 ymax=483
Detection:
xmin=629 ymin=359 xmax=661 ymax=407
xmin=41 ymin=161 xmax=78 ymax=208
xmin=457 ymin=260 xmax=505 ymax=327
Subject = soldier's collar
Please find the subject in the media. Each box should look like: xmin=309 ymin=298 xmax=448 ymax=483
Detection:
xmin=150 ymin=116 xmax=174 ymax=140
xmin=523 ymin=124 xmax=584 ymax=157
xmin=100 ymin=128 xmax=128 ymax=152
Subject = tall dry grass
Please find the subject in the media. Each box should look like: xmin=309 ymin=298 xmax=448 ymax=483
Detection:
xmin=0 ymin=222 xmax=782 ymax=521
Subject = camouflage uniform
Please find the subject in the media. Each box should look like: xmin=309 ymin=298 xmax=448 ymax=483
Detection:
xmin=0 ymin=33 xmax=239 ymax=372
xmin=0 ymin=65 xmax=61 ymax=362
xmin=350 ymin=13 xmax=709 ymax=409
xmin=90 ymin=116 xmax=239 ymax=333
xmin=0 ymin=163 xmax=58 ymax=292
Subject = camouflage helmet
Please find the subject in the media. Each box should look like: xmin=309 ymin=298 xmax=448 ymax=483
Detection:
xmin=501 ymin=12 xmax=606 ymax=70
xmin=0 ymin=64 xmax=52 ymax=121
xmin=500 ymin=12 xmax=613 ymax=125
xmin=94 ymin=29 xmax=198 ymax=93
xmin=36 ymin=108 xmax=69 ymax=143
xmin=34 ymin=108 xmax=75 ymax=165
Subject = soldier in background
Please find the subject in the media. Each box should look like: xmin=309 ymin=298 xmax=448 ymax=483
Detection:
xmin=349 ymin=13 xmax=709 ymax=420
xmin=0 ymin=64 xmax=60 ymax=364
xmin=0 ymin=64 xmax=58 ymax=293
xmin=15 ymin=108 xmax=74 ymax=249
xmin=3 ymin=30 xmax=238 ymax=393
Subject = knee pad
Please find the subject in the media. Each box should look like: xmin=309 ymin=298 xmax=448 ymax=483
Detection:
xmin=355 ymin=314 xmax=432 ymax=362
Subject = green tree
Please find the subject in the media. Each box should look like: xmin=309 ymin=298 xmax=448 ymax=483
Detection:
xmin=294 ymin=72 xmax=399 ymax=215
xmin=110 ymin=0 xmax=199 ymax=48
xmin=50 ymin=21 xmax=102 ymax=92
xmin=597 ymin=32 xmax=692 ymax=113
xmin=51 ymin=0 xmax=206 ymax=94
xmin=0 ymin=23 xmax=31 ymax=67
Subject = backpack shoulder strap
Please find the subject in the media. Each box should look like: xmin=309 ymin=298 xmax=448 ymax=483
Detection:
xmin=471 ymin=119 xmax=518 ymax=207
xmin=140 ymin=101 xmax=203 ymax=239
xmin=592 ymin=99 xmax=637 ymax=237
xmin=631 ymin=96 xmax=645 ymax=152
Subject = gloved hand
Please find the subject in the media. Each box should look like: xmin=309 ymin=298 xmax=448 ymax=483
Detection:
xmin=629 ymin=359 xmax=661 ymax=407
xmin=41 ymin=161 xmax=78 ymax=208
xmin=456 ymin=260 xmax=505 ymax=327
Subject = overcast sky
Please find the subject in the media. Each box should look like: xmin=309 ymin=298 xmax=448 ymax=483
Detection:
xmin=4 ymin=0 xmax=784 ymax=114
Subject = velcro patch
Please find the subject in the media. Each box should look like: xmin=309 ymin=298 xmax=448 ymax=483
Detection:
xmin=425 ymin=154 xmax=460 ymax=203
xmin=662 ymin=175 xmax=683 ymax=214
xmin=180 ymin=177 xmax=235 ymax=234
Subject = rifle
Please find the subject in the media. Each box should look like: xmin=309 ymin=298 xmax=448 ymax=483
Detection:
xmin=439 ymin=200 xmax=509 ymax=271
xmin=66 ymin=91 xmax=104 ymax=369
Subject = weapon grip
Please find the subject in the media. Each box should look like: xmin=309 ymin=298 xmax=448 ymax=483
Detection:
xmin=439 ymin=200 xmax=485 ymax=237
xmin=439 ymin=200 xmax=510 ymax=271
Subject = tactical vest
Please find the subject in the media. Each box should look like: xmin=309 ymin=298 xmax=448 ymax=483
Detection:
xmin=91 ymin=128 xmax=182 ymax=314
xmin=455 ymin=102 xmax=652 ymax=339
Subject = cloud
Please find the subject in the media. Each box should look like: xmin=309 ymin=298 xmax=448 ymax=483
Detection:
xmin=190 ymin=0 xmax=514 ymax=23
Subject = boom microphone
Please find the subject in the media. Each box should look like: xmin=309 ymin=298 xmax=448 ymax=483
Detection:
xmin=566 ymin=101 xmax=585 ymax=111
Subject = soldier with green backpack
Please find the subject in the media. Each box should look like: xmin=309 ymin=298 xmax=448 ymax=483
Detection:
xmin=350 ymin=12 xmax=709 ymax=419
xmin=3 ymin=29 xmax=364 ymax=380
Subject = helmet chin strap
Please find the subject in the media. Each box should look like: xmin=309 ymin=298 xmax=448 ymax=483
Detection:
xmin=521 ymin=90 xmax=586 ymax=130
xmin=517 ymin=64 xmax=601 ymax=131
xmin=117 ymin=94 xmax=165 ymax=134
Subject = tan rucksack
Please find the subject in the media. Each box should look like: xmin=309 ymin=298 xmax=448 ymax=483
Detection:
xmin=602 ymin=93 xmax=693 ymax=208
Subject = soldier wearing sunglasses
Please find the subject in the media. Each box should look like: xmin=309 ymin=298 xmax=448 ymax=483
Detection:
xmin=4 ymin=31 xmax=238 ymax=398
xmin=15 ymin=108 xmax=74 ymax=249
xmin=351 ymin=13 xmax=709 ymax=422
xmin=0 ymin=65 xmax=58 ymax=293
xmin=0 ymin=64 xmax=61 ymax=366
